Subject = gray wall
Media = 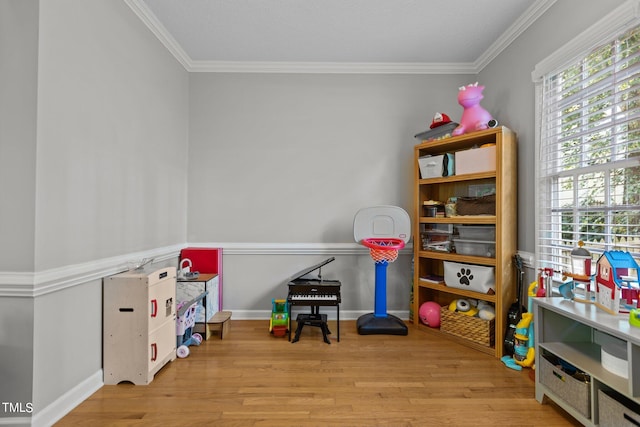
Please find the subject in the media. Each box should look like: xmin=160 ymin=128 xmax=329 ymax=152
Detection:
xmin=187 ymin=72 xmax=470 ymax=314
xmin=0 ymin=0 xmax=190 ymax=424
xmin=188 ymin=73 xmax=467 ymax=243
xmin=35 ymin=0 xmax=189 ymax=271
xmin=0 ymin=0 xmax=38 ymax=273
xmin=0 ymin=0 xmax=39 ymax=420
xmin=478 ymin=0 xmax=626 ymax=285
xmin=479 ymin=0 xmax=627 ymax=254
xmin=0 ymin=0 xmax=629 ymax=424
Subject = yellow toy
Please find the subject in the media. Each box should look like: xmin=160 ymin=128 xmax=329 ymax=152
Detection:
xmin=513 ymin=312 xmax=535 ymax=368
xmin=448 ymin=298 xmax=479 ymax=317
xmin=501 ymin=280 xmax=537 ymax=370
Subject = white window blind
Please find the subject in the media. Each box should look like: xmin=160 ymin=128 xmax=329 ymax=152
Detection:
xmin=537 ymin=22 xmax=640 ymax=275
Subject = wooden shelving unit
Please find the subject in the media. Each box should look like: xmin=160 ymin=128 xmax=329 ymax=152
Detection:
xmin=412 ymin=127 xmax=517 ymax=358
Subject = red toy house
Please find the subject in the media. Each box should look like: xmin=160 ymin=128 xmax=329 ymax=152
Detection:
xmin=594 ymin=251 xmax=640 ymax=314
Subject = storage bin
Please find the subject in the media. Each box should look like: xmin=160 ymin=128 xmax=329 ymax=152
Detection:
xmin=596 ymin=330 xmax=629 ymax=379
xmin=455 ymin=145 xmax=496 ymax=174
xmin=453 ymin=238 xmax=495 ymax=258
xmin=444 ymin=261 xmax=495 ymax=294
xmin=539 ymin=353 xmax=591 ymax=419
xmin=456 ymin=194 xmax=496 ymax=216
xmin=421 ymin=231 xmax=452 ymax=252
xmin=456 ymin=225 xmax=496 ymax=240
xmin=424 ymin=205 xmax=443 ymax=217
xmin=418 ymin=154 xmax=454 ymax=179
xmin=418 ymin=155 xmax=444 ymax=178
xmin=598 ymin=389 xmax=640 ymax=426
xmin=440 ymin=306 xmax=495 ymax=347
xmin=601 ymin=347 xmax=629 ymax=378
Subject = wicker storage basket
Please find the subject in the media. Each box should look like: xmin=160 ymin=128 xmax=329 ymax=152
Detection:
xmin=540 ymin=353 xmax=590 ymax=419
xmin=439 ymin=306 xmax=495 ymax=347
xmin=456 ymin=194 xmax=496 ymax=216
xmin=598 ymin=389 xmax=640 ymax=426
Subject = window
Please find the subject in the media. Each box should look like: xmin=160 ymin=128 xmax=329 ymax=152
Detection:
xmin=534 ymin=2 xmax=640 ymax=276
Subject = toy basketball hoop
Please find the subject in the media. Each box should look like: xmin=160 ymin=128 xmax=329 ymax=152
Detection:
xmin=361 ymin=238 xmax=405 ymax=264
xmin=353 ymin=206 xmax=411 ymax=336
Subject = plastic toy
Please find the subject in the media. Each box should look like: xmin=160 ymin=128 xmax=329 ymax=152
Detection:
xmin=512 ymin=312 xmax=535 ymax=368
xmin=477 ymin=300 xmax=495 ymax=321
xmin=446 ymin=298 xmax=495 ymax=322
xmin=176 ymin=298 xmax=205 ymax=358
xmin=594 ymin=250 xmax=640 ymax=314
xmin=414 ymin=112 xmax=459 ymax=142
xmin=630 ymin=309 xmax=640 ymax=328
xmin=418 ymin=301 xmax=441 ymax=327
xmin=448 ymin=298 xmax=478 ymax=317
xmin=535 ymin=267 xmax=553 ymax=298
xmin=561 ymin=241 xmax=594 ymax=302
xmin=452 ymin=83 xmax=494 ymax=136
xmin=269 ymin=299 xmax=289 ymax=337
xmin=501 ymin=280 xmax=537 ymax=371
xmin=353 ymin=206 xmax=411 ymax=336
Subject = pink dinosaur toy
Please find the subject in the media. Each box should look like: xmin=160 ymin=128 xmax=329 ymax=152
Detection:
xmin=452 ymin=82 xmax=493 ymax=136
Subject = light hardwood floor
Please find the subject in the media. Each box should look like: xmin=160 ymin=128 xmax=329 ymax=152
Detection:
xmin=56 ymin=320 xmax=580 ymax=426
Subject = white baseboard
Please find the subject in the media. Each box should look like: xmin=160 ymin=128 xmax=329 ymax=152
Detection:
xmin=31 ymin=370 xmax=103 ymax=427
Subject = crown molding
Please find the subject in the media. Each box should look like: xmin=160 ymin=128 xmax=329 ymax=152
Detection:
xmin=126 ymin=0 xmax=554 ymax=75
xmin=188 ymin=60 xmax=477 ymax=74
xmin=124 ymin=0 xmax=193 ymax=69
xmin=475 ymin=0 xmax=557 ymax=72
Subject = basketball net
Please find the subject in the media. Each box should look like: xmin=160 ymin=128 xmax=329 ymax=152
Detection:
xmin=362 ymin=238 xmax=405 ymax=264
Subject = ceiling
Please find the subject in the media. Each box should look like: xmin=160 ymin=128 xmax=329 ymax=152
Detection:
xmin=128 ymin=0 xmax=556 ymax=73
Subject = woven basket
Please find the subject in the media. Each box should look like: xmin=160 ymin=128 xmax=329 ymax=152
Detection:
xmin=456 ymin=194 xmax=496 ymax=216
xmin=440 ymin=306 xmax=495 ymax=347
xmin=540 ymin=354 xmax=590 ymax=418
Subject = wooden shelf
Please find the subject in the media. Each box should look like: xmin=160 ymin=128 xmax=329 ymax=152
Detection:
xmin=419 ymin=171 xmax=496 ymax=185
xmin=417 ymin=279 xmax=497 ymax=303
xmin=412 ymin=126 xmax=517 ymax=359
xmin=419 ymin=215 xmax=496 ymax=225
xmin=417 ymin=250 xmax=496 ymax=266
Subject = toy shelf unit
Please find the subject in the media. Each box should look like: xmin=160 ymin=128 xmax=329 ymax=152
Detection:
xmin=412 ymin=127 xmax=517 ymax=358
xmin=103 ymin=266 xmax=177 ymax=385
xmin=534 ymin=298 xmax=640 ymax=426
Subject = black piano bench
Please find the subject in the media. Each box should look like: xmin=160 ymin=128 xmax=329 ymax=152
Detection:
xmin=291 ymin=313 xmax=332 ymax=344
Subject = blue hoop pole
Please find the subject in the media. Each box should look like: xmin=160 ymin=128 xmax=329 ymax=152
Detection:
xmin=374 ymin=261 xmax=388 ymax=317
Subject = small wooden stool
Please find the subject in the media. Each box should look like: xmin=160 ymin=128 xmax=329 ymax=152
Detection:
xmin=207 ymin=311 xmax=231 ymax=339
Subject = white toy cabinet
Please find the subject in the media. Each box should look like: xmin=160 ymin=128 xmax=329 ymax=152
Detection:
xmin=103 ymin=266 xmax=177 ymax=385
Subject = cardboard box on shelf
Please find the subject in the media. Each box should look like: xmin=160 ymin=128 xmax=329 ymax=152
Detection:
xmin=455 ymin=145 xmax=496 ymax=175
